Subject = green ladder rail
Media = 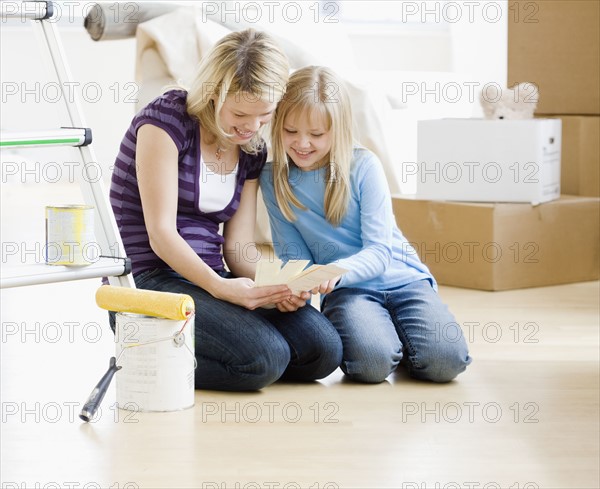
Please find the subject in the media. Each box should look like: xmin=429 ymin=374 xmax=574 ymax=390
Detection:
xmin=0 ymin=128 xmax=92 ymax=149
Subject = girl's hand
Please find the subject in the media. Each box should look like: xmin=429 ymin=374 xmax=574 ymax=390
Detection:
xmin=311 ymin=276 xmax=341 ymax=295
xmin=213 ymin=277 xmax=291 ymax=310
xmin=274 ymin=291 xmax=311 ymax=313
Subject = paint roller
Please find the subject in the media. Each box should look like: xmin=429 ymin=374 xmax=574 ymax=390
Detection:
xmin=79 ymin=286 xmax=195 ymax=422
xmin=95 ymin=285 xmax=195 ymax=320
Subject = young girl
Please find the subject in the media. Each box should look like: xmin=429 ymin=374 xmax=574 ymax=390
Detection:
xmin=261 ymin=66 xmax=472 ymax=383
xmin=109 ymin=32 xmax=342 ymax=391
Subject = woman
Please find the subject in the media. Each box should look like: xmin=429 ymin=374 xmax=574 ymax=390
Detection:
xmin=109 ymin=31 xmax=342 ymax=391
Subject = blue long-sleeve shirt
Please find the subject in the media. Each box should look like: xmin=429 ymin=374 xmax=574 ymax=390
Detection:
xmin=260 ymin=147 xmax=436 ymax=291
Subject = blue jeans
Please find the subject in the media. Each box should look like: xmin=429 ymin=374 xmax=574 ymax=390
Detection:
xmin=321 ymin=279 xmax=472 ymax=383
xmin=110 ymin=269 xmax=342 ymax=391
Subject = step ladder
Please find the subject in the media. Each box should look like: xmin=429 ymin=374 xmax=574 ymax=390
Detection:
xmin=0 ymin=1 xmax=135 ymax=289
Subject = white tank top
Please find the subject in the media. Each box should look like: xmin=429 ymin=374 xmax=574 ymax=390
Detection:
xmin=198 ymin=155 xmax=238 ymax=213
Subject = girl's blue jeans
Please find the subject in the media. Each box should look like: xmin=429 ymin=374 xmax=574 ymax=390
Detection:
xmin=321 ymin=279 xmax=472 ymax=383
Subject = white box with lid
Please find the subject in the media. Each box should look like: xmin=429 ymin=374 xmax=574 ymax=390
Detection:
xmin=416 ymin=119 xmax=562 ymax=204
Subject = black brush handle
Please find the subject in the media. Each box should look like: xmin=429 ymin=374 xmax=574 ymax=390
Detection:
xmin=79 ymin=357 xmax=121 ymax=422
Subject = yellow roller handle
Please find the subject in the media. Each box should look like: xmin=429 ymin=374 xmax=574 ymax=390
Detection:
xmin=95 ymin=286 xmax=195 ymax=320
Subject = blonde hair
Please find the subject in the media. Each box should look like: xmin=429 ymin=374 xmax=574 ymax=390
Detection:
xmin=271 ymin=66 xmax=353 ymax=226
xmin=186 ymin=29 xmax=289 ymax=154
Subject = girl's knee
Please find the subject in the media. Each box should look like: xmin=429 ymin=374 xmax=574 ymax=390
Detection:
xmin=342 ymin=345 xmax=402 ymax=384
xmin=410 ymin=344 xmax=472 ymax=383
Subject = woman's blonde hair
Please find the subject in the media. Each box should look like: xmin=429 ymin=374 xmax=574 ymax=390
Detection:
xmin=270 ymin=66 xmax=353 ymax=226
xmin=186 ymin=29 xmax=289 ymax=154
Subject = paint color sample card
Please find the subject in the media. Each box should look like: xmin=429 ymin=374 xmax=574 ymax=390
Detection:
xmin=287 ymin=264 xmax=348 ymax=295
xmin=255 ymin=259 xmax=348 ymax=295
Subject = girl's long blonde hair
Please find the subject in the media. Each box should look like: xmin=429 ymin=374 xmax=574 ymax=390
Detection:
xmin=270 ymin=66 xmax=353 ymax=226
xmin=186 ymin=29 xmax=289 ymax=154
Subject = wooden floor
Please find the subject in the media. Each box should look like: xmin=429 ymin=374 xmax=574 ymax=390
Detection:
xmin=1 ymin=185 xmax=599 ymax=488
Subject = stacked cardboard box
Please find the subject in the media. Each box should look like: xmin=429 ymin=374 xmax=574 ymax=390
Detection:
xmin=393 ymin=1 xmax=599 ymax=291
xmin=392 ymin=196 xmax=599 ymax=291
xmin=509 ymin=0 xmax=599 ymax=197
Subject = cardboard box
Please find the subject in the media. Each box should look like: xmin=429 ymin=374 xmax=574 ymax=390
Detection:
xmin=547 ymin=116 xmax=599 ymax=197
xmin=392 ymin=195 xmax=600 ymax=291
xmin=508 ymin=0 xmax=600 ymax=115
xmin=416 ymin=119 xmax=561 ymax=204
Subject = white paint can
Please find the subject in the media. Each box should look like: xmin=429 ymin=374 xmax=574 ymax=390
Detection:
xmin=115 ymin=312 xmax=195 ymax=412
xmin=45 ymin=205 xmax=97 ymax=266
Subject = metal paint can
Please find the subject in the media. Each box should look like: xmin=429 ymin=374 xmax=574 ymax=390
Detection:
xmin=45 ymin=205 xmax=96 ymax=266
xmin=115 ymin=313 xmax=196 ymax=412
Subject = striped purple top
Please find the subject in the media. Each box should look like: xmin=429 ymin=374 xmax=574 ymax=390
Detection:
xmin=109 ymin=89 xmax=266 ymax=277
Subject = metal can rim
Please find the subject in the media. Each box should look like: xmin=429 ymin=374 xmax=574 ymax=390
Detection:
xmin=45 ymin=205 xmax=94 ymax=210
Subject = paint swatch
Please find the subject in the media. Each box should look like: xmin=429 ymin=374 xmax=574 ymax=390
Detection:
xmin=255 ymin=259 xmax=348 ymax=295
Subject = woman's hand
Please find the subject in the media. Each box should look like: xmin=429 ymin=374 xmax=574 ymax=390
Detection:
xmin=274 ymin=291 xmax=311 ymax=313
xmin=212 ymin=277 xmax=292 ymax=310
xmin=311 ymin=276 xmax=341 ymax=295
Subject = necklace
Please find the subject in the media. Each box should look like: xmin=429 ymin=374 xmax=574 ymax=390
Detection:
xmin=215 ymin=145 xmax=224 ymax=161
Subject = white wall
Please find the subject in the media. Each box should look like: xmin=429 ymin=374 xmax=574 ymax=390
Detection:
xmin=343 ymin=2 xmax=509 ymax=193
xmin=1 ymin=1 xmax=508 ymax=194
xmin=1 ymin=23 xmax=136 ymax=187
